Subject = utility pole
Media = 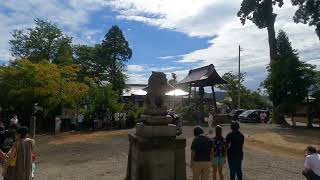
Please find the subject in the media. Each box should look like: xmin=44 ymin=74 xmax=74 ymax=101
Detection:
xmin=238 ymin=45 xmax=241 ymax=109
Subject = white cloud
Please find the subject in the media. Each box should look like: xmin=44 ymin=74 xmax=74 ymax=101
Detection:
xmin=127 ymin=65 xmax=144 ymax=72
xmin=0 ymin=0 xmax=108 ymax=61
xmin=107 ymin=0 xmax=239 ymax=37
xmin=157 ymin=55 xmax=181 ymax=60
xmin=126 ymin=64 xmax=189 ymax=84
xmin=108 ymin=0 xmax=319 ymax=88
xmin=126 ymin=72 xmax=149 ymax=84
xmin=1 ymin=0 xmax=319 ymax=89
xmin=178 ymin=3 xmax=320 ymax=89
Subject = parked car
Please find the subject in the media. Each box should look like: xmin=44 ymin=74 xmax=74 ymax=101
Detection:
xmin=238 ymin=110 xmax=269 ymax=123
xmin=228 ymin=109 xmax=246 ymax=121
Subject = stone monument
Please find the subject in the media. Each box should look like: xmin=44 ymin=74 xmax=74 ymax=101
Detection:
xmin=125 ymin=72 xmax=187 ymax=180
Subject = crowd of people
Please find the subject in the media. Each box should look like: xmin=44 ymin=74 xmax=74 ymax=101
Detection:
xmin=0 ymin=115 xmax=36 ymax=180
xmin=53 ymin=111 xmax=130 ymax=134
xmin=191 ymin=122 xmax=244 ymax=180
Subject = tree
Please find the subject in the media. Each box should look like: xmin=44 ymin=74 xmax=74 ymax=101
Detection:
xmin=73 ymin=44 xmax=105 ymax=83
xmin=9 ymin=19 xmax=72 ymax=63
xmin=100 ymin=25 xmax=132 ymax=94
xmin=264 ymin=30 xmax=315 ymax=124
xmin=0 ymin=59 xmax=88 ymax=127
xmin=218 ymin=72 xmax=247 ymax=109
xmin=54 ymin=39 xmax=73 ymax=65
xmin=168 ymin=73 xmax=178 ymax=87
xmin=218 ymin=72 xmax=271 ymax=109
xmin=292 ymin=0 xmax=320 ymax=40
xmin=238 ymin=0 xmax=284 ymax=62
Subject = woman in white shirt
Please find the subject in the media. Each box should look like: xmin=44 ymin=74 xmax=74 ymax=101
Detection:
xmin=208 ymin=112 xmax=214 ymax=135
xmin=303 ymin=146 xmax=320 ymax=179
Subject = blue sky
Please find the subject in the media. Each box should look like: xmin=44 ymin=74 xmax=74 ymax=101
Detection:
xmin=0 ymin=0 xmax=319 ymax=90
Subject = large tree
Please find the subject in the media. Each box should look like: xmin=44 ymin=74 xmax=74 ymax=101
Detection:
xmin=0 ymin=59 xmax=88 ymax=126
xmin=9 ymin=19 xmax=72 ymax=63
xmin=264 ymin=30 xmax=315 ymax=124
xmin=100 ymin=25 xmax=132 ymax=94
xmin=292 ymin=0 xmax=320 ymax=40
xmin=73 ymin=44 xmax=105 ymax=83
xmin=218 ymin=72 xmax=271 ymax=109
xmin=238 ymin=0 xmax=284 ymax=62
xmin=168 ymin=73 xmax=178 ymax=87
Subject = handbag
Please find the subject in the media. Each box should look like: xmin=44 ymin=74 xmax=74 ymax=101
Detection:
xmin=8 ymin=143 xmax=17 ymax=167
xmin=9 ymin=156 xmax=16 ymax=167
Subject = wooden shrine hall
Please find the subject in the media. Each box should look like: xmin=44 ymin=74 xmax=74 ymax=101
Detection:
xmin=178 ymin=64 xmax=227 ymax=115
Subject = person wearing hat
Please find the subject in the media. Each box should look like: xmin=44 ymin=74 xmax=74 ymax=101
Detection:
xmin=226 ymin=122 xmax=244 ymax=180
xmin=191 ymin=126 xmax=214 ymax=180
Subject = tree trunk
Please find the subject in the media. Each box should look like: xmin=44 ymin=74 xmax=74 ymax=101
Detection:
xmin=273 ymin=105 xmax=289 ymax=125
xmin=291 ymin=115 xmax=296 ymax=127
xmin=306 ymin=105 xmax=313 ymax=128
xmin=265 ymin=0 xmax=277 ymax=63
xmin=267 ymin=25 xmax=277 ymax=62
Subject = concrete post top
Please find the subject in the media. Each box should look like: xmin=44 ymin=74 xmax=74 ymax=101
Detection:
xmin=129 ymin=133 xmax=186 ymax=150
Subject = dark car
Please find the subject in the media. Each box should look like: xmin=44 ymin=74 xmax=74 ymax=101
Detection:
xmin=239 ymin=110 xmax=269 ymax=123
xmin=228 ymin=109 xmax=246 ymax=121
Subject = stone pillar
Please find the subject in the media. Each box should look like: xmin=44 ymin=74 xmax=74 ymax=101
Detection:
xmin=126 ymin=116 xmax=186 ymax=180
xmin=126 ymin=71 xmax=187 ymax=180
xmin=199 ymin=86 xmax=205 ymax=124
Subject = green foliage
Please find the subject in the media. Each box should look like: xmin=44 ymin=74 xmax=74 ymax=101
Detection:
xmin=101 ymin=25 xmax=132 ymax=93
xmin=264 ymin=30 xmax=316 ymax=123
xmin=89 ymin=85 xmax=124 ymax=114
xmin=218 ymin=72 xmax=246 ymax=108
xmin=4 ymin=19 xmax=132 ymax=130
xmin=238 ymin=0 xmax=284 ymax=28
xmin=74 ymin=25 xmax=132 ymax=94
xmin=238 ymin=0 xmax=284 ymax=62
xmin=0 ymin=59 xmax=88 ymax=124
xmin=123 ymin=103 xmax=144 ymax=124
xmin=168 ymin=73 xmax=178 ymax=87
xmin=218 ymin=72 xmax=271 ymax=109
xmin=9 ymin=19 xmax=72 ymax=63
xmin=73 ymin=44 xmax=103 ymax=82
xmin=292 ymin=0 xmax=320 ymax=40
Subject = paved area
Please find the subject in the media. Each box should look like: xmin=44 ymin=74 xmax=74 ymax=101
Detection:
xmin=8 ymin=124 xmax=316 ymax=180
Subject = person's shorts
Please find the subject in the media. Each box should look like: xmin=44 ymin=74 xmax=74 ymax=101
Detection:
xmin=212 ymin=157 xmax=225 ymax=166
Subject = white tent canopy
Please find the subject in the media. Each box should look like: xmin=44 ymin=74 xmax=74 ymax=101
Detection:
xmin=165 ymin=89 xmax=189 ymax=96
xmin=128 ymin=88 xmax=188 ymax=96
xmin=131 ymin=89 xmax=147 ymax=96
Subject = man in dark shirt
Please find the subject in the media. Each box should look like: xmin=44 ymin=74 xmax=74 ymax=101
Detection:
xmin=226 ymin=121 xmax=244 ymax=180
xmin=191 ymin=126 xmax=213 ymax=180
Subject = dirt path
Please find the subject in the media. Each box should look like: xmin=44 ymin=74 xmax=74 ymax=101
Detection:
xmin=20 ymin=124 xmax=319 ymax=180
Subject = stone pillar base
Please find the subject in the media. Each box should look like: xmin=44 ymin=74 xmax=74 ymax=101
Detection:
xmin=136 ymin=123 xmax=176 ymax=138
xmin=126 ymin=133 xmax=186 ymax=180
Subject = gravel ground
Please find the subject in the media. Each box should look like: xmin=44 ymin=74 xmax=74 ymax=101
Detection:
xmin=8 ymin=124 xmax=308 ymax=180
